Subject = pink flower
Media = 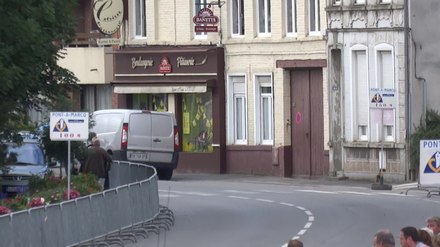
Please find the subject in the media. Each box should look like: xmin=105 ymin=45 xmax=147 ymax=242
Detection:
xmin=27 ymin=197 xmax=45 ymax=208
xmin=0 ymin=206 xmax=11 ymax=215
xmin=63 ymin=189 xmax=80 ymax=200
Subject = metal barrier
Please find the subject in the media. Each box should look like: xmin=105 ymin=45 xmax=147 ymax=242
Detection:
xmin=0 ymin=161 xmax=173 ymax=247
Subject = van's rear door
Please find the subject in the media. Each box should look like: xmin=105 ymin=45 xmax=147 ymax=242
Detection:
xmin=150 ymin=112 xmax=175 ymax=163
xmin=126 ymin=112 xmax=152 ymax=162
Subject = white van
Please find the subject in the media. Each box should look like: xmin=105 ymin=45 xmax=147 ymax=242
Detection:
xmin=90 ymin=109 xmax=180 ymax=180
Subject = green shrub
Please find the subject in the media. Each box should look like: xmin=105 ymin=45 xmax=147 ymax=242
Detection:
xmin=409 ymin=109 xmax=440 ymax=170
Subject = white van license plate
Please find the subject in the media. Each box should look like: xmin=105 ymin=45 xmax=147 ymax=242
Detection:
xmin=128 ymin=151 xmax=148 ymax=161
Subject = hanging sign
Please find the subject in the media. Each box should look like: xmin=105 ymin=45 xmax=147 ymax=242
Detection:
xmin=193 ymin=7 xmax=219 ymax=32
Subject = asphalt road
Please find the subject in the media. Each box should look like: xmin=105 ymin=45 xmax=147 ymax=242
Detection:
xmin=127 ymin=173 xmax=440 ymax=247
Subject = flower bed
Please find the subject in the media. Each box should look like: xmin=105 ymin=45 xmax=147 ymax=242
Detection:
xmin=0 ymin=173 xmax=101 ymax=214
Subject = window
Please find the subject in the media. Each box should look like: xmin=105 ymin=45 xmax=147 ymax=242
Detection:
xmin=351 ymin=49 xmax=369 ymax=141
xmin=333 ymin=0 xmax=341 ymax=5
xmin=132 ymin=94 xmax=168 ymax=111
xmin=286 ymin=0 xmax=297 ymax=36
xmin=133 ymin=0 xmax=146 ymax=38
xmin=380 ymin=0 xmax=391 ymax=3
xmin=308 ymin=0 xmax=320 ymax=35
xmin=231 ymin=0 xmax=245 ymax=36
xmin=182 ymin=90 xmax=213 ymax=152
xmin=376 ymin=47 xmax=395 ymax=141
xmin=228 ymin=76 xmax=247 ymax=144
xmin=195 ymin=0 xmax=208 ymax=39
xmin=255 ymin=75 xmax=273 ymax=145
xmin=257 ymin=0 xmax=271 ymax=36
xmin=354 ymin=0 xmax=366 ymax=4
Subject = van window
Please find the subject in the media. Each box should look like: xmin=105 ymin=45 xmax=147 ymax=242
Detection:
xmin=93 ymin=113 xmax=124 ymax=133
xmin=152 ymin=115 xmax=172 ymax=137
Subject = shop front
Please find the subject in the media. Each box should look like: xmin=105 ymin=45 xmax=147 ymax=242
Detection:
xmin=112 ymin=45 xmax=226 ymax=173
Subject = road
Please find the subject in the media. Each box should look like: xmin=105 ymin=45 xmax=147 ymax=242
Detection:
xmin=127 ymin=173 xmax=440 ymax=247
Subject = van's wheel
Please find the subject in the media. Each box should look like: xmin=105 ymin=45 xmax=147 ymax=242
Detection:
xmin=157 ymin=169 xmax=173 ymax=180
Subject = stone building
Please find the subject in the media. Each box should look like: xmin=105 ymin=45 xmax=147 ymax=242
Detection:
xmin=326 ymin=0 xmax=407 ymax=181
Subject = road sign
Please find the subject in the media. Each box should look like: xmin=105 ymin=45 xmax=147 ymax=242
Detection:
xmin=50 ymin=112 xmax=89 ymax=141
xmin=369 ymin=88 xmax=396 ymax=109
xmin=419 ymin=140 xmax=440 ymax=186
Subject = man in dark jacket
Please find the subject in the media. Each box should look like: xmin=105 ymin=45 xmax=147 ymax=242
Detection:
xmin=84 ymin=138 xmax=112 ymax=190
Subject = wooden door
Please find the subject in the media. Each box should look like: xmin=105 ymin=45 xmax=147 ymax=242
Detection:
xmin=290 ymin=69 xmax=326 ymax=177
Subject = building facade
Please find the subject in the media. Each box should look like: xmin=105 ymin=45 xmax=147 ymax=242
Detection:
xmin=326 ymin=0 xmax=407 ymax=182
xmin=110 ymin=0 xmax=329 ymax=177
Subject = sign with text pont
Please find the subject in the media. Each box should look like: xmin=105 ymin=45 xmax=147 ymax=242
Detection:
xmin=50 ymin=112 xmax=89 ymax=141
xmin=369 ymin=88 xmax=396 ymax=109
xmin=419 ymin=140 xmax=440 ymax=186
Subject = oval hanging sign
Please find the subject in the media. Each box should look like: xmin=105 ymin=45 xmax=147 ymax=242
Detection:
xmin=93 ymin=0 xmax=124 ymax=35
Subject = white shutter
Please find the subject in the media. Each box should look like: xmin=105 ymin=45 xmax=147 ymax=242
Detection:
xmin=355 ymin=51 xmax=368 ymax=126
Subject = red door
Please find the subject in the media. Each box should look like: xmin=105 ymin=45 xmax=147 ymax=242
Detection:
xmin=290 ymin=69 xmax=327 ymax=177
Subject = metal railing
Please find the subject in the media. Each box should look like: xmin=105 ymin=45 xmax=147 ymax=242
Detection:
xmin=0 ymin=161 xmax=173 ymax=247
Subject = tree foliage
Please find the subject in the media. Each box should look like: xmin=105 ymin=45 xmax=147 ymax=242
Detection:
xmin=0 ymin=0 xmax=78 ymax=166
xmin=409 ymin=109 xmax=440 ymax=170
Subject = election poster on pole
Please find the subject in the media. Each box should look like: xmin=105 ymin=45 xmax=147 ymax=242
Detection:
xmin=49 ymin=112 xmax=89 ymax=199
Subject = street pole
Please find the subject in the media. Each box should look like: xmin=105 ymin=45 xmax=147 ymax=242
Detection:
xmin=67 ymin=140 xmax=71 ymax=200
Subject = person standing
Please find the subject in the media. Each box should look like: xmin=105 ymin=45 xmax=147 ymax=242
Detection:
xmin=427 ymin=216 xmax=440 ymax=236
xmin=400 ymin=226 xmax=426 ymax=247
xmin=84 ymin=138 xmax=112 ymax=190
xmin=373 ymin=229 xmax=395 ymax=247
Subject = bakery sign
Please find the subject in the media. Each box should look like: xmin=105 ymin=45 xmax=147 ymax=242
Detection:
xmin=193 ymin=7 xmax=219 ymax=32
xmin=93 ymin=0 xmax=124 ymax=35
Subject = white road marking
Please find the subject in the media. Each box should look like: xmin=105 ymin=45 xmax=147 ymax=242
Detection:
xmin=223 ymin=190 xmax=259 ymax=194
xmin=159 ymin=189 xmax=217 ymax=196
xmin=280 ymin=202 xmax=295 ymax=207
xmin=227 ymin=195 xmax=250 ymax=200
xmin=259 ymin=189 xmax=292 ymax=194
xmin=256 ymin=198 xmax=274 ymax=203
xmin=158 ymin=194 xmax=181 ymax=198
xmin=296 ymin=189 xmax=337 ymax=194
xmin=338 ymin=191 xmax=373 ymax=196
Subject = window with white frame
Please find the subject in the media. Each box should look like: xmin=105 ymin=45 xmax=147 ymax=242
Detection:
xmin=229 ymin=76 xmax=247 ymax=144
xmin=352 ymin=49 xmax=369 ymax=141
xmin=308 ymin=0 xmax=320 ymax=35
xmin=257 ymin=0 xmax=271 ymax=36
xmin=354 ymin=0 xmax=366 ymax=4
xmin=195 ymin=0 xmax=208 ymax=39
xmin=132 ymin=0 xmax=146 ymax=38
xmin=231 ymin=0 xmax=245 ymax=36
xmin=376 ymin=48 xmax=395 ymax=141
xmin=255 ymin=75 xmax=273 ymax=145
xmin=286 ymin=0 xmax=297 ymax=36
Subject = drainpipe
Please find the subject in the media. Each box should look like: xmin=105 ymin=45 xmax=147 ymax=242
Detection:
xmin=404 ymin=0 xmax=410 ymax=181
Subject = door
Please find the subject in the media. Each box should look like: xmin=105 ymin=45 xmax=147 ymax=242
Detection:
xmin=127 ymin=113 xmax=152 ymax=162
xmin=291 ymin=69 xmax=326 ymax=177
xmin=150 ymin=113 xmax=175 ymax=163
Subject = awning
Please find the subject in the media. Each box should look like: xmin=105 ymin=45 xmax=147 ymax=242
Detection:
xmin=114 ymin=84 xmax=207 ymax=94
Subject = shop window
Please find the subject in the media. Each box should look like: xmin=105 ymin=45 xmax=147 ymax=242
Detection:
xmin=257 ymin=0 xmax=271 ymax=36
xmin=182 ymin=90 xmax=213 ymax=153
xmin=132 ymin=94 xmax=168 ymax=111
xmin=231 ymin=0 xmax=245 ymax=36
xmin=286 ymin=0 xmax=297 ymax=37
